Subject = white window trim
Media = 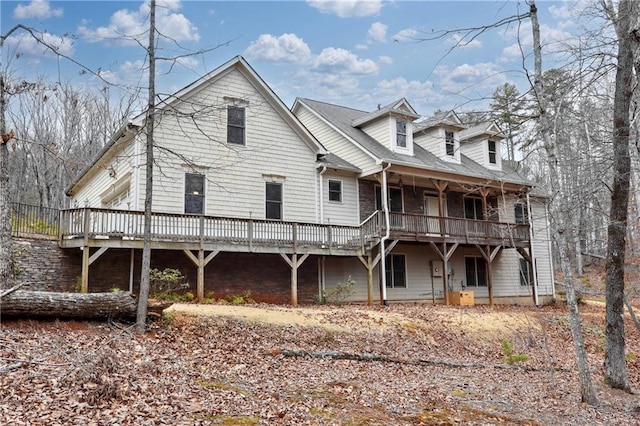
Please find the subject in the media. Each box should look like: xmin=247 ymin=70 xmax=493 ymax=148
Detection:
xmin=484 ymin=138 xmax=501 ymax=169
xmin=442 ymin=129 xmax=460 ymax=163
xmin=391 ymin=117 xmax=414 ymax=155
xmin=327 ymin=179 xmax=343 ymax=204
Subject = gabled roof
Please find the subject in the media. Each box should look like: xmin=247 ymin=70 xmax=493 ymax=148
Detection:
xmin=294 ymin=98 xmax=532 ymax=188
xmin=316 ymin=153 xmax=361 ymax=174
xmin=459 ymin=121 xmax=504 ymax=141
xmin=67 ymin=56 xmax=326 ymax=197
xmin=414 ymin=110 xmax=465 ymax=132
xmin=351 ymin=98 xmax=420 ymax=127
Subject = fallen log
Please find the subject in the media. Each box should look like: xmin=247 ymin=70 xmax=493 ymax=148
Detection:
xmin=0 ymin=291 xmax=138 ymax=319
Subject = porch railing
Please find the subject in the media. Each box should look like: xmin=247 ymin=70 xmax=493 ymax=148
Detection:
xmin=386 ymin=212 xmax=530 ymax=243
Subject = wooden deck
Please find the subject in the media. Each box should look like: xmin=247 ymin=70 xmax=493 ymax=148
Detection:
xmin=58 ymin=208 xmax=530 ymax=253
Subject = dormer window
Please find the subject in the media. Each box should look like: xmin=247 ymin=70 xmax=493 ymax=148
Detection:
xmin=488 ymin=140 xmax=497 ymax=164
xmin=396 ymin=121 xmax=407 ymax=148
xmin=445 ymin=131 xmax=455 ymax=156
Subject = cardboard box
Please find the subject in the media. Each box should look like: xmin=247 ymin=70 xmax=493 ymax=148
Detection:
xmin=448 ymin=291 xmax=474 ymax=306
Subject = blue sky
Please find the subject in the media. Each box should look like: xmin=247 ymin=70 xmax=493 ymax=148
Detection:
xmin=1 ymin=0 xmax=583 ymax=116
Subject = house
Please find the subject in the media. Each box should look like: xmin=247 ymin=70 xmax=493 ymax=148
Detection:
xmin=62 ymin=55 xmax=554 ymax=306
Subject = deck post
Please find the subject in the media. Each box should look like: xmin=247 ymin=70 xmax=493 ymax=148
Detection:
xmin=357 ymin=253 xmax=375 ymax=306
xmin=197 ymin=249 xmax=205 ymax=302
xmin=81 ymin=246 xmax=89 ymax=293
xmin=280 ymin=253 xmax=310 ymax=306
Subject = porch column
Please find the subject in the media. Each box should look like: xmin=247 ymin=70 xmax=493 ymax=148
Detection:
xmin=280 ymin=253 xmax=310 ymax=306
xmin=517 ymin=247 xmax=537 ymax=305
xmin=431 ymin=180 xmax=449 ymax=236
xmin=479 ymin=188 xmax=490 ymax=220
xmin=429 ymin=242 xmax=459 ymax=305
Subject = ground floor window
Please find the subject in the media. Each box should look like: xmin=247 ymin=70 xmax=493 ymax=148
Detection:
xmin=465 ymin=257 xmax=487 ymax=287
xmin=519 ymin=258 xmax=531 ymax=286
xmin=385 ymin=254 xmax=407 ymax=288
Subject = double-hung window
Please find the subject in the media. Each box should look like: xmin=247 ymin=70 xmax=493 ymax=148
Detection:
xmin=445 ymin=131 xmax=455 ymax=156
xmin=265 ymin=182 xmax=282 ymax=220
xmin=328 ymin=180 xmax=342 ymax=203
xmin=185 ymin=173 xmax=205 ymax=214
xmin=515 ymin=203 xmax=529 ymax=224
xmin=396 ymin=120 xmax=407 ymax=148
xmin=488 ymin=140 xmax=497 ymax=164
xmin=465 ymin=257 xmax=487 ymax=287
xmin=464 ymin=197 xmax=484 ymax=220
xmin=227 ymin=106 xmax=245 ymax=145
xmin=519 ymin=258 xmax=531 ymax=286
xmin=385 ymin=254 xmax=407 ymax=288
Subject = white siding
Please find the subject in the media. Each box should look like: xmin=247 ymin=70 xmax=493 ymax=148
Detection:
xmin=321 ymin=172 xmax=359 ymax=226
xmin=295 ymin=106 xmax=379 ymax=176
xmin=360 ymin=117 xmax=391 ymax=150
xmin=71 ymin=141 xmax=136 ymax=209
xmin=132 ymin=69 xmax=318 ymax=221
xmin=461 ymin=139 xmax=484 ymax=165
xmin=530 ymin=199 xmax=554 ymax=297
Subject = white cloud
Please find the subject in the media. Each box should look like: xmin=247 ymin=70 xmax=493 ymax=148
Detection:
xmin=393 ymin=28 xmax=420 ymax=43
xmin=4 ymin=31 xmax=74 ymax=61
xmin=499 ymin=20 xmax=576 ymax=63
xmin=13 ymin=0 xmax=62 ymax=19
xmin=447 ymin=34 xmax=482 ymax=49
xmin=245 ymin=33 xmax=312 ymax=64
xmin=434 ymin=63 xmax=506 ymax=94
xmin=374 ymin=77 xmax=439 ymax=103
xmin=307 ymin=0 xmax=382 ymax=18
xmin=367 ymin=22 xmax=387 ymax=43
xmin=78 ymin=1 xmax=199 ymax=46
xmin=355 ymin=43 xmax=368 ymax=50
xmin=378 ymin=55 xmax=392 ymax=65
xmin=313 ymin=47 xmax=378 ymax=75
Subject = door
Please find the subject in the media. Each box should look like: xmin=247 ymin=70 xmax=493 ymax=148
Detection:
xmin=424 ymin=194 xmax=440 ymax=234
xmin=376 ymin=186 xmax=404 ymax=229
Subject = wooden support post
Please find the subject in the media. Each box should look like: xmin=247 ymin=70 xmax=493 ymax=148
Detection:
xmin=280 ymin=253 xmax=309 ymax=306
xmin=81 ymin=246 xmax=89 ymax=293
xmin=183 ymin=249 xmax=219 ymax=303
xmin=357 ymin=253 xmax=375 ymax=306
xmin=129 ymin=249 xmax=135 ymax=293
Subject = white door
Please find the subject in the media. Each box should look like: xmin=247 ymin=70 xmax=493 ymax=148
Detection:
xmin=424 ymin=195 xmax=441 ymax=234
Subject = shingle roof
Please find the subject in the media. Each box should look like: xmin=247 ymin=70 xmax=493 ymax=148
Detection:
xmin=297 ymin=98 xmax=532 ymax=187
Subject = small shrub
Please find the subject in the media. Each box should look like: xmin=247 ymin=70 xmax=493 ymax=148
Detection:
xmin=501 ymin=340 xmax=529 ymax=365
xmin=149 ymin=268 xmax=189 ymax=299
xmin=183 ymin=291 xmax=195 ymax=301
xmin=110 ymin=287 xmax=121 ymax=293
xmin=325 ymin=276 xmax=357 ymax=305
xmin=314 ymin=292 xmax=327 ymax=305
xmin=226 ymin=290 xmax=255 ymax=305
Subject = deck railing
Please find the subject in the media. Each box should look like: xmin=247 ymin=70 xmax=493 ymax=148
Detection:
xmin=11 ymin=204 xmax=530 ymax=248
xmin=59 ymin=208 xmax=367 ymax=250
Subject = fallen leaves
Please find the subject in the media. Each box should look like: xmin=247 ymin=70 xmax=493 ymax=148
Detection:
xmin=0 ymin=302 xmax=639 ymax=425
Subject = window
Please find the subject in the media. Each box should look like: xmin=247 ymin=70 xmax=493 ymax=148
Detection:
xmin=375 ymin=186 xmax=403 ymax=212
xmin=519 ymin=258 xmax=531 ymax=286
xmin=106 ymin=189 xmax=129 ymax=209
xmin=445 ymin=130 xmax=455 ymax=156
xmin=265 ymin=182 xmax=282 ymax=220
xmin=488 ymin=140 xmax=497 ymax=164
xmin=385 ymin=254 xmax=407 ymax=288
xmin=515 ymin=203 xmax=529 ymax=224
xmin=465 ymin=257 xmax=487 ymax=287
xmin=328 ymin=180 xmax=342 ymax=202
xmin=464 ymin=197 xmax=484 ymax=220
xmin=185 ymin=173 xmax=205 ymax=214
xmin=227 ymin=106 xmax=245 ymax=145
xmin=396 ymin=120 xmax=407 ymax=148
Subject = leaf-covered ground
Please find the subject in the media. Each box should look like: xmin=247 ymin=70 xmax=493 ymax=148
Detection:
xmin=1 ymin=301 xmax=639 ymax=425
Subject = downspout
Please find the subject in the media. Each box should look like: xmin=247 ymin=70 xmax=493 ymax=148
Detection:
xmin=318 ymin=165 xmax=327 ymax=302
xmin=133 ymin=132 xmax=141 ymax=211
xmin=379 ymin=162 xmax=392 ymax=305
xmin=319 ymin=165 xmax=327 ymax=223
xmin=526 ymin=191 xmax=539 ymax=306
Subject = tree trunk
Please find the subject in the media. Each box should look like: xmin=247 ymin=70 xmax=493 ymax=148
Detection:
xmin=136 ymin=0 xmax=156 ymax=335
xmin=0 ymin=291 xmax=137 ymax=319
xmin=604 ymin=0 xmax=633 ymax=392
xmin=529 ymin=0 xmax=598 ymax=405
xmin=0 ymin=51 xmax=13 ymax=290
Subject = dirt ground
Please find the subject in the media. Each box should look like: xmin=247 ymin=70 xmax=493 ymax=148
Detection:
xmin=2 ymin=301 xmax=640 ymax=425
